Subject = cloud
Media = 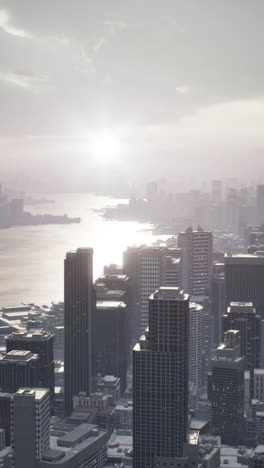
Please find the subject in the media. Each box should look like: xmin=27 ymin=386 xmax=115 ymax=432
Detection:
xmin=0 ymin=70 xmax=49 ymax=91
xmin=0 ymin=8 xmax=32 ymax=38
xmin=175 ymin=86 xmax=190 ymax=95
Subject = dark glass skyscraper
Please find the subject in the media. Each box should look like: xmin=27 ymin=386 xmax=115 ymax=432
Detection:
xmin=64 ymin=248 xmax=95 ymax=415
xmin=225 ymin=253 xmax=264 ymax=318
xmin=133 ymin=287 xmax=190 ymax=468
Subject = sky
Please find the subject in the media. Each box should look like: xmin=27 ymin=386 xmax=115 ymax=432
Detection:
xmin=0 ymin=0 xmax=264 ymax=192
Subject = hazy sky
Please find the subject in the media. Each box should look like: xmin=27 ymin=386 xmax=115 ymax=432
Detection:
xmin=1 ymin=0 xmax=264 ymax=191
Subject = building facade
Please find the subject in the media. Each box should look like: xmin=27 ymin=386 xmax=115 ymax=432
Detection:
xmin=133 ymin=287 xmax=190 ymax=468
xmin=64 ymin=248 xmax=95 ymax=415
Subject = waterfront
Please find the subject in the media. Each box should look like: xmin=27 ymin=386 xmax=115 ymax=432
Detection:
xmin=0 ymin=193 xmax=167 ymax=306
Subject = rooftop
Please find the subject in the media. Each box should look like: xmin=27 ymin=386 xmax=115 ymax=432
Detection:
xmin=96 ymin=301 xmax=126 ymax=310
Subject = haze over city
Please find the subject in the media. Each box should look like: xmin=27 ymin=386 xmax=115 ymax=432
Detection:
xmin=1 ymin=0 xmax=264 ymax=191
xmin=2 ymin=2 xmax=264 ymax=468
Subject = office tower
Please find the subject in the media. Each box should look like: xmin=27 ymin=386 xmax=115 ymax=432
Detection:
xmin=254 ymin=369 xmax=264 ymax=401
xmin=123 ymin=246 xmax=182 ymax=336
xmin=0 ymin=393 xmax=12 ymax=445
xmin=225 ymin=253 xmax=264 ymax=318
xmin=162 ymin=255 xmax=182 ymax=287
xmin=212 ymin=272 xmax=225 ymax=348
xmin=95 ymin=273 xmax=132 ymax=349
xmin=94 ymin=301 xmax=127 ymax=392
xmin=178 ymin=226 xmax=213 ymax=296
xmin=257 ymin=185 xmax=264 ymax=224
xmin=208 ymin=330 xmax=245 ymax=445
xmin=11 ymin=388 xmax=50 ymax=468
xmin=223 ymin=302 xmax=261 ymax=372
xmin=211 ymin=180 xmax=222 ymax=204
xmin=6 ymin=330 xmax=54 ymax=411
xmin=189 ymin=302 xmax=203 ymax=402
xmin=64 ymin=248 xmax=95 ymax=415
xmin=0 ymin=350 xmax=39 ymax=393
xmin=133 ymin=287 xmax=190 ymax=468
xmin=146 ymin=181 xmax=158 ymax=203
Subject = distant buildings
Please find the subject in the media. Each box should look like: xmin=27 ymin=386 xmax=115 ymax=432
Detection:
xmin=133 ymin=287 xmax=190 ymax=467
xmin=64 ymin=248 xmax=95 ymax=415
xmin=178 ymin=226 xmax=213 ymax=296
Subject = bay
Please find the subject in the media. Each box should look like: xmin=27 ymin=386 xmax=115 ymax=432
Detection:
xmin=0 ymin=193 xmax=167 ymax=306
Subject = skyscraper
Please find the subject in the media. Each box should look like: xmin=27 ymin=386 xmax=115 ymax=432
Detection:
xmin=225 ymin=253 xmax=264 ymax=318
xmin=178 ymin=226 xmax=213 ymax=296
xmin=223 ymin=302 xmax=261 ymax=372
xmin=257 ymin=185 xmax=264 ymax=224
xmin=64 ymin=248 xmax=95 ymax=415
xmin=6 ymin=330 xmax=54 ymax=411
xmin=208 ymin=330 xmax=245 ymax=446
xmin=94 ymin=300 xmax=128 ymax=392
xmin=211 ymin=180 xmax=222 ymax=204
xmin=133 ymin=287 xmax=190 ymax=468
xmin=11 ymin=388 xmax=50 ymax=468
xmin=0 ymin=393 xmax=12 ymax=446
xmin=189 ymin=302 xmax=203 ymax=402
xmin=123 ymin=246 xmax=182 ymax=336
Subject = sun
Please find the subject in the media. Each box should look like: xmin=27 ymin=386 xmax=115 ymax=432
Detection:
xmin=91 ymin=132 xmax=120 ymax=163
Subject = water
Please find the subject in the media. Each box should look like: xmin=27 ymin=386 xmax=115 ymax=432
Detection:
xmin=0 ymin=193 xmax=166 ymax=306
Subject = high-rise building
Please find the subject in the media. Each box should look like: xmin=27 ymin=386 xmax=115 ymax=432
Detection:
xmin=189 ymin=302 xmax=203 ymax=402
xmin=146 ymin=181 xmax=158 ymax=203
xmin=0 ymin=350 xmax=39 ymax=393
xmin=225 ymin=253 xmax=264 ymax=318
xmin=208 ymin=330 xmax=245 ymax=445
xmin=178 ymin=226 xmax=213 ymax=296
xmin=0 ymin=393 xmax=12 ymax=446
xmin=6 ymin=330 xmax=54 ymax=411
xmin=133 ymin=287 xmax=190 ymax=468
xmin=123 ymin=246 xmax=182 ymax=335
xmin=11 ymin=388 xmax=50 ymax=468
xmin=211 ymin=180 xmax=222 ymax=204
xmin=94 ymin=301 xmax=128 ymax=392
xmin=211 ymin=271 xmax=225 ymax=348
xmin=223 ymin=302 xmax=261 ymax=372
xmin=257 ymin=185 xmax=264 ymax=224
xmin=64 ymin=248 xmax=95 ymax=415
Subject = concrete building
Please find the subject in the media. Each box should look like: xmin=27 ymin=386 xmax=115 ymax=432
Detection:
xmin=254 ymin=369 xmax=264 ymax=401
xmin=248 ymin=445 xmax=264 ymax=468
xmin=64 ymin=248 xmax=95 ymax=415
xmin=0 ymin=350 xmax=39 ymax=393
xmin=178 ymin=226 xmax=213 ymax=296
xmin=225 ymin=253 xmax=264 ymax=318
xmin=96 ymin=375 xmax=121 ymax=401
xmin=0 ymin=393 xmax=12 ymax=446
xmin=38 ymin=423 xmax=108 ymax=468
xmin=6 ymin=330 xmax=54 ymax=411
xmin=11 ymin=388 xmax=50 ymax=468
xmin=133 ymin=287 xmax=190 ymax=468
xmin=208 ymin=330 xmax=245 ymax=445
